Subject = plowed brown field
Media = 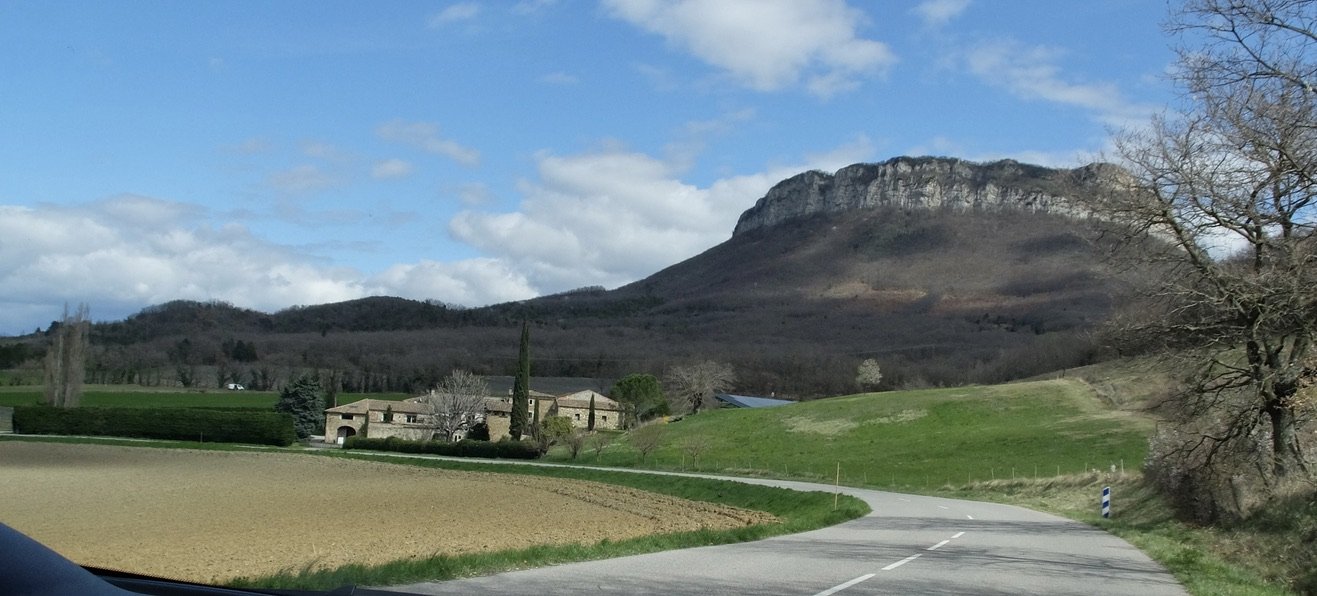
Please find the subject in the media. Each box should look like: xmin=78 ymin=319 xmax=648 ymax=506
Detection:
xmin=0 ymin=442 xmax=775 ymax=583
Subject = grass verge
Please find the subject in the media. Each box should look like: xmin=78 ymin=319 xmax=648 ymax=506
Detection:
xmin=939 ymin=474 xmax=1313 ymax=595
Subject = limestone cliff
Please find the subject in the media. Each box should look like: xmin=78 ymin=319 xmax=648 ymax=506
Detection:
xmin=733 ymin=156 xmax=1126 ymax=235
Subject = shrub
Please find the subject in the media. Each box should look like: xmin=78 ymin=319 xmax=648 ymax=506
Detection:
xmin=13 ymin=406 xmax=296 ymax=446
xmin=342 ymin=436 xmax=541 ymax=459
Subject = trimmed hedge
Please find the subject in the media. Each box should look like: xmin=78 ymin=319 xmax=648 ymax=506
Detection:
xmin=343 ymin=436 xmax=541 ymax=459
xmin=13 ymin=406 xmax=296 ymax=446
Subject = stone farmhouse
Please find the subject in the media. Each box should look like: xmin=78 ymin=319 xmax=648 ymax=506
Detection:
xmin=324 ymin=389 xmax=624 ymax=444
xmin=553 ymin=390 xmax=623 ymax=430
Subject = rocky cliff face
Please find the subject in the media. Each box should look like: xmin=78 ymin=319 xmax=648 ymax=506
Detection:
xmin=733 ymin=156 xmax=1125 ymax=235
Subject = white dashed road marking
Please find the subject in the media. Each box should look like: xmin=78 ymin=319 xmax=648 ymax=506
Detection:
xmin=882 ymin=554 xmax=923 ymax=571
xmin=812 ymin=573 xmax=875 ymax=596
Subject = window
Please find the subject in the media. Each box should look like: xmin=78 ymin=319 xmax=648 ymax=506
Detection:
xmin=602 ymin=415 xmax=608 ymax=423
xmin=340 ymin=414 xmax=354 ymax=420
xmin=405 ymin=414 xmax=418 ymax=423
xmin=574 ymin=413 xmax=581 ymax=420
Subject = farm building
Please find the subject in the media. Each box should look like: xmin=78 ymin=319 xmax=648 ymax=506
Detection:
xmin=324 ymin=387 xmax=623 ymax=443
xmin=552 ymin=390 xmax=623 ymax=430
xmin=323 ymin=398 xmax=433 ymax=444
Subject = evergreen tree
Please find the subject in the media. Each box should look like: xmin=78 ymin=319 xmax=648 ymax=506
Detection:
xmin=509 ymin=321 xmax=530 ymax=439
xmin=609 ymin=373 xmax=667 ymax=427
xmin=587 ymin=393 xmax=596 ymax=431
xmin=274 ymin=375 xmax=325 ymax=440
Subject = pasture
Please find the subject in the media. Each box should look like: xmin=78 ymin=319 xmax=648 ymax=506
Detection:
xmin=546 ymin=378 xmax=1154 ymax=488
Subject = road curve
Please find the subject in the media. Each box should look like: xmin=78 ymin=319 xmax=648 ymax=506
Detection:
xmin=367 ymin=459 xmax=1187 ymax=596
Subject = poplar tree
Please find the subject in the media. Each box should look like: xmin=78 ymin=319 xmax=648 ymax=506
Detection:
xmin=509 ymin=321 xmax=530 ymax=440
xmin=43 ymin=303 xmax=89 ymax=408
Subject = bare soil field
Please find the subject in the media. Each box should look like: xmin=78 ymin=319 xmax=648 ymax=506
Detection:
xmin=0 ymin=442 xmax=775 ymax=584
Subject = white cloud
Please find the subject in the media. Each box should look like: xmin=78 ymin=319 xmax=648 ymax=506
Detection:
xmin=912 ymin=0 xmax=970 ymax=27
xmin=376 ymin=119 xmax=480 ymax=167
xmin=428 ymin=3 xmax=481 ymax=27
xmin=965 ymin=39 xmax=1154 ymax=128
xmin=603 ymin=0 xmax=895 ymax=97
xmin=512 ymin=0 xmax=556 ymax=15
xmin=452 ymin=182 xmax=494 ymax=206
xmin=371 ymin=158 xmax=414 ymax=179
xmin=448 ymin=137 xmax=873 ymax=293
xmin=0 ymin=195 xmax=541 ymax=334
xmin=0 ymin=197 xmax=368 ymax=333
xmin=267 ymin=164 xmax=341 ymax=194
xmin=539 ymin=71 xmax=579 ymax=85
xmin=370 ymin=259 xmax=536 ymax=307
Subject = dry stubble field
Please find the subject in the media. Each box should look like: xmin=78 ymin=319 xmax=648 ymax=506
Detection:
xmin=0 ymin=442 xmax=774 ymax=583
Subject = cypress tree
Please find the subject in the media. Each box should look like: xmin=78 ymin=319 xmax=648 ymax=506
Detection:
xmin=510 ymin=321 xmax=530 ymax=439
xmin=587 ymin=392 xmax=596 ymax=431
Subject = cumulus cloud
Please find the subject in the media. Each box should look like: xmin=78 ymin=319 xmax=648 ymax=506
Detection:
xmin=371 ymin=158 xmax=414 ymax=179
xmin=0 ymin=195 xmax=534 ymax=334
xmin=965 ymin=39 xmax=1154 ymax=128
xmin=603 ymin=0 xmax=895 ymax=97
xmin=0 ymin=196 xmax=366 ymax=331
xmin=370 ymin=259 xmax=536 ymax=307
xmin=428 ymin=3 xmax=481 ymax=27
xmin=448 ymin=137 xmax=873 ymax=292
xmin=376 ymin=119 xmax=480 ymax=167
xmin=912 ymin=0 xmax=970 ymax=27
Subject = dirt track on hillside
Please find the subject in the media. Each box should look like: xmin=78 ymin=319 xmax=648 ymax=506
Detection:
xmin=0 ymin=442 xmax=775 ymax=584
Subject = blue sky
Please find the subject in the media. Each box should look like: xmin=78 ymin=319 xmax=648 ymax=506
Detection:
xmin=0 ymin=0 xmax=1177 ymax=335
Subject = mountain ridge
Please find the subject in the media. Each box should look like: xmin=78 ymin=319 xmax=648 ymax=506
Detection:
xmin=10 ymin=156 xmax=1139 ymax=396
xmin=734 ymin=156 xmax=1124 ymax=235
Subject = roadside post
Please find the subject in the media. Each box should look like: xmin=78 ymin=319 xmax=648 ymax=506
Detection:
xmin=1102 ymin=486 xmax=1111 ymax=518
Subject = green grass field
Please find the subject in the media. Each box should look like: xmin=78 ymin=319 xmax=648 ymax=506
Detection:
xmin=0 ymin=385 xmax=409 ymax=409
xmin=545 ymin=379 xmax=1152 ymax=489
xmin=539 ymin=376 xmax=1310 ymax=595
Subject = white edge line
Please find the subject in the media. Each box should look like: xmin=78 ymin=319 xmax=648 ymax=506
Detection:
xmin=812 ymin=573 xmax=876 ymax=596
xmin=937 ymin=505 xmax=950 ymax=509
xmin=952 ymin=531 xmax=965 ymax=539
xmin=927 ymin=540 xmax=950 ymax=551
xmin=882 ymin=553 xmax=922 ymax=571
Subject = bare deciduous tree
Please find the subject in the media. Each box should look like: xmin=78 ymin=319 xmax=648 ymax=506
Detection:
xmin=588 ymin=432 xmax=613 ymax=461
xmin=424 ymin=369 xmax=490 ymax=442
xmin=1100 ymin=0 xmax=1316 ymax=496
xmin=629 ymin=423 xmax=665 ymax=465
xmin=665 ymin=360 xmax=735 ymax=414
xmin=565 ymin=430 xmax=587 ymax=460
xmin=43 ymin=303 xmax=89 ymax=408
xmin=681 ymin=434 xmax=712 ymax=469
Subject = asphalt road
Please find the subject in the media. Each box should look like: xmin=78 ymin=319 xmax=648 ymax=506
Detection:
xmin=376 ymin=466 xmax=1188 ymax=596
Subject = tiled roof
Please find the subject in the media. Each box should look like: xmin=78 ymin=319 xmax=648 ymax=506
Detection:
xmin=554 ymin=390 xmax=622 ymax=411
xmin=325 ymin=398 xmax=431 ymax=415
